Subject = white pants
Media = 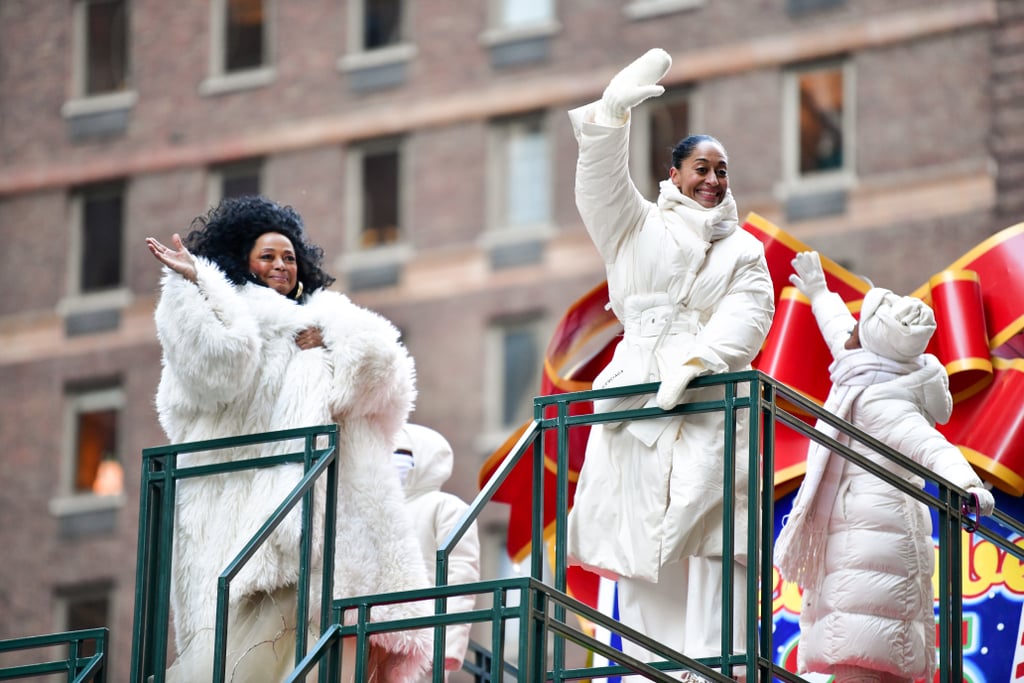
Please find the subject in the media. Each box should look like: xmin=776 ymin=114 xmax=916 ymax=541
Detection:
xmin=617 ymin=557 xmax=747 ymax=681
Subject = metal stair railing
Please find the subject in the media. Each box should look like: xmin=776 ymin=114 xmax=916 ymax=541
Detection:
xmin=129 ymin=424 xmax=340 ymax=683
xmin=761 ymin=375 xmax=1024 ymax=682
xmin=0 ymin=628 xmax=108 ymax=682
xmin=9 ymin=371 xmax=1022 ymax=680
xmin=286 ymin=369 xmax=1024 ymax=682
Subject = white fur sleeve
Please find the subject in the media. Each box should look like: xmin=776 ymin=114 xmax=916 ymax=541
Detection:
xmin=305 ymin=291 xmax=417 ymax=438
xmin=154 ymin=258 xmax=263 ymax=405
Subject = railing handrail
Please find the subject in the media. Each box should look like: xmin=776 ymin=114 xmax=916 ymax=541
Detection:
xmin=0 ymin=627 xmax=108 ymax=682
xmin=112 ymin=370 xmax=1024 ymax=682
xmin=129 ymin=424 xmax=339 ymax=683
xmin=446 ymin=369 xmax=1024 ymax=681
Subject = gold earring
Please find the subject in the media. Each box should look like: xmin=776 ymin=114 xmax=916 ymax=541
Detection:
xmin=293 ymin=282 xmax=304 ymax=299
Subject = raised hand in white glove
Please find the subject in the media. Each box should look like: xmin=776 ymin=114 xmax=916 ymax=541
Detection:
xmin=967 ymin=486 xmax=995 ymax=517
xmin=789 ymin=251 xmax=829 ymax=302
xmin=595 ymin=48 xmax=672 ymax=127
xmin=655 ymin=360 xmax=703 ymax=412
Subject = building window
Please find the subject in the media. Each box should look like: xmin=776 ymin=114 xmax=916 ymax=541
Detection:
xmin=485 ymin=316 xmax=544 ymax=433
xmin=77 ymin=0 xmax=129 ymax=97
xmin=58 ymin=583 xmax=112 ymax=657
xmin=225 ymin=0 xmax=266 ymax=72
xmin=363 ymin=0 xmax=405 ymax=51
xmin=785 ymin=61 xmax=853 ymax=181
xmin=210 ymin=160 xmax=263 ymax=204
xmin=347 ymin=138 xmax=404 ymax=249
xmin=492 ymin=0 xmax=554 ymax=29
xmin=631 ymin=91 xmax=691 ymax=200
xmin=489 ymin=114 xmax=551 ymax=232
xmin=787 ymin=0 xmax=845 ymax=16
xmin=482 ymin=0 xmax=558 ymax=67
xmin=63 ymin=0 xmax=134 ymax=139
xmin=74 ymin=183 xmax=124 ymax=295
xmin=200 ymin=0 xmax=275 ymax=95
xmin=67 ymin=386 xmax=124 ymax=498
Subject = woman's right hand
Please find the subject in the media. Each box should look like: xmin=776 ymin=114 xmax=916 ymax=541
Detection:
xmin=596 ymin=48 xmax=672 ymax=126
xmin=146 ymin=233 xmax=197 ymax=282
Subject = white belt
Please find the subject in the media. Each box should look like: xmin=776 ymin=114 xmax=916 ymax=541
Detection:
xmin=623 ymin=303 xmax=700 ymax=338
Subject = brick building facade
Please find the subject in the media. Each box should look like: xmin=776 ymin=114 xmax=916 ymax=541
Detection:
xmin=0 ymin=0 xmax=1019 ymax=679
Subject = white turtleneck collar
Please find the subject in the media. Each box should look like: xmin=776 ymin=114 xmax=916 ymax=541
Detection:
xmin=657 ymin=179 xmax=739 ymax=243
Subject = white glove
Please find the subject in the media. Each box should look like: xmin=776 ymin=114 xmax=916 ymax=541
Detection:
xmin=595 ymin=48 xmax=672 ymax=126
xmin=789 ymin=251 xmax=829 ymax=302
xmin=655 ymin=361 xmax=703 ymax=412
xmin=966 ymin=486 xmax=995 ymax=517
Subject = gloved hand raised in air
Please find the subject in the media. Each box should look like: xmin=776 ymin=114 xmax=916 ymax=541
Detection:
xmin=789 ymin=251 xmax=829 ymax=303
xmin=596 ymin=48 xmax=672 ymax=127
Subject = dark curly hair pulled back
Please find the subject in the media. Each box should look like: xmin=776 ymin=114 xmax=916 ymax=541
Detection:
xmin=182 ymin=195 xmax=336 ymax=299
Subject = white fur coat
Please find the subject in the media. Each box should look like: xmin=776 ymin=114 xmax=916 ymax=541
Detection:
xmin=154 ymin=257 xmax=431 ymax=681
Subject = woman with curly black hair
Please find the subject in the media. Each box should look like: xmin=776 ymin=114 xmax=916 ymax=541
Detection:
xmin=176 ymin=195 xmax=335 ymax=297
xmin=146 ymin=195 xmax=432 ymax=683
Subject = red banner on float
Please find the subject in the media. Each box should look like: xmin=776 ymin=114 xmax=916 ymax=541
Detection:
xmin=478 ymin=213 xmax=1024 ymax=600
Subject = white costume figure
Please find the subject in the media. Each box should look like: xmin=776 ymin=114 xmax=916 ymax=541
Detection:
xmin=154 ymin=255 xmax=432 ymax=682
xmin=774 ymin=251 xmax=994 ymax=683
xmin=565 ymin=49 xmax=775 ymax=674
xmin=393 ymin=424 xmax=481 ymax=680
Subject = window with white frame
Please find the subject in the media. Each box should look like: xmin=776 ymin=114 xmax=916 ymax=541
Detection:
xmin=491 ymin=0 xmax=554 ymax=30
xmin=346 ymin=138 xmax=404 ymax=250
xmin=362 ymin=0 xmax=405 ymax=51
xmin=201 ymin=0 xmax=274 ymax=94
xmin=73 ymin=183 xmax=124 ymax=295
xmin=631 ymin=90 xmax=692 ymax=201
xmin=488 ymin=114 xmax=551 ymax=233
xmin=57 ymin=582 xmax=113 ymax=657
xmin=624 ymin=0 xmax=707 ymax=20
xmin=74 ymin=0 xmax=129 ymax=98
xmin=210 ymin=159 xmax=263 ymax=204
xmin=224 ymin=0 xmax=266 ymax=72
xmin=338 ymin=0 xmax=415 ymax=88
xmin=65 ymin=385 xmax=124 ymax=500
xmin=784 ymin=61 xmax=853 ymax=183
xmin=485 ymin=315 xmax=544 ymax=434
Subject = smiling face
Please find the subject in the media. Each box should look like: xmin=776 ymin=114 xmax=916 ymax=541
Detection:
xmin=248 ymin=231 xmax=298 ymax=296
xmin=669 ymin=139 xmax=729 ymax=208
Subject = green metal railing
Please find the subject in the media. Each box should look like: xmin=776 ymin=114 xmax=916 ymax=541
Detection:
xmin=129 ymin=424 xmax=340 ymax=683
xmin=0 ymin=628 xmax=108 ymax=682
xmin=5 ymin=371 xmax=1022 ymax=682
xmin=272 ymin=370 xmax=1024 ymax=681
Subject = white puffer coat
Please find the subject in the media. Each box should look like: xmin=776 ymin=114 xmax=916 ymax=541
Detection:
xmin=154 ymin=257 xmax=431 ymax=682
xmin=565 ymin=103 xmax=775 ymax=582
xmin=792 ymin=294 xmax=985 ymax=680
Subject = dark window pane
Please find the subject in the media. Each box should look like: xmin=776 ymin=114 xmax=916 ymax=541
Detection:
xmin=67 ymin=595 xmax=109 ymax=657
xmin=502 ymin=327 xmax=538 ymax=426
xmin=365 ymin=0 xmax=402 ymax=49
xmin=798 ymin=68 xmax=844 ymax=174
xmin=648 ymin=98 xmax=689 ymax=198
xmin=222 ymin=172 xmax=261 ymax=199
xmin=80 ymin=189 xmax=123 ymax=292
xmin=361 ymin=149 xmax=400 ymax=247
xmin=86 ymin=0 xmax=127 ymax=95
xmin=226 ymin=0 xmax=264 ymax=72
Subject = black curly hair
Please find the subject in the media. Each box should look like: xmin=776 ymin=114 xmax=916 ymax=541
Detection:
xmin=182 ymin=195 xmax=335 ymax=299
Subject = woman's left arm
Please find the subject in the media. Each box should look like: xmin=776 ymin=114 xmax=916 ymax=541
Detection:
xmin=307 ymin=292 xmax=416 ymax=437
xmin=687 ymin=247 xmax=776 ymax=373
